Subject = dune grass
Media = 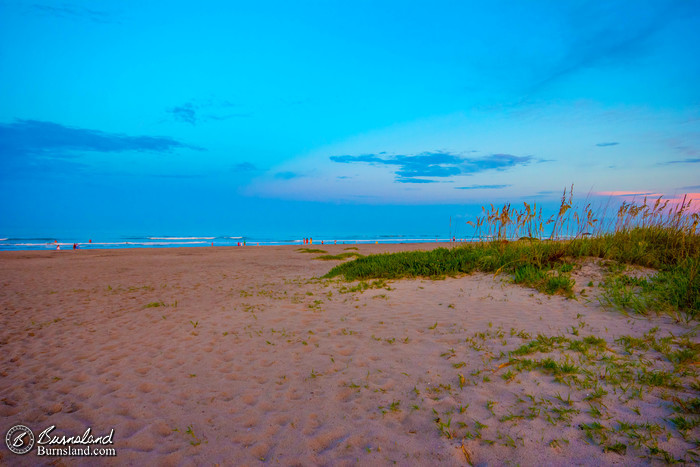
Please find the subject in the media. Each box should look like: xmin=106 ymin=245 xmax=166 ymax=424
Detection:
xmin=324 ymin=188 xmax=699 ymax=320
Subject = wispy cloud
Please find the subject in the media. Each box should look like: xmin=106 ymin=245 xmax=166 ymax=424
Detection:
xmin=169 ymin=103 xmax=197 ymax=125
xmin=147 ymin=173 xmax=202 ymax=179
xmin=526 ymin=1 xmax=689 ymax=95
xmin=680 ymin=185 xmax=700 ymax=190
xmin=397 ymin=178 xmax=439 ymax=184
xmin=31 ymin=3 xmax=115 ymax=23
xmin=672 ymin=145 xmax=700 ymax=157
xmin=167 ymin=99 xmax=251 ymax=125
xmin=232 ymin=162 xmax=258 ymax=172
xmin=274 ymin=171 xmax=299 ymax=180
xmin=455 ymin=184 xmax=511 ymax=190
xmin=331 ymin=151 xmax=533 ymax=183
xmin=596 ymin=142 xmax=619 ymax=147
xmin=660 ymin=158 xmax=700 ymax=165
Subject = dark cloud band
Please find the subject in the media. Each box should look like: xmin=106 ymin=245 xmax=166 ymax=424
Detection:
xmin=0 ymin=119 xmax=201 ymax=158
xmin=331 ymin=151 xmax=533 ymax=183
xmin=0 ymin=119 xmax=202 ymax=177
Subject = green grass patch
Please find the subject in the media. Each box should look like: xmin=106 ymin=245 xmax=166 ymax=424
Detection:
xmin=297 ymin=248 xmax=327 ymax=254
xmin=569 ymin=336 xmax=607 ymax=354
xmin=637 ymin=369 xmax=680 ymax=388
xmin=673 ymin=397 xmax=700 ymax=415
xmin=315 ymin=252 xmax=363 ymax=261
xmin=668 ymin=415 xmax=700 ymax=431
xmin=511 ymin=334 xmax=568 ymax=356
xmin=338 ymin=279 xmax=389 ymax=293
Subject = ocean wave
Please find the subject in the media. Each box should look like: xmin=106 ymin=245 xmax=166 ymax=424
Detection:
xmin=4 ymin=242 xmax=69 ymax=247
xmin=97 ymin=241 xmax=209 ymax=245
xmin=319 ymin=238 xmax=450 ymax=243
xmin=148 ymin=237 xmax=215 ymax=240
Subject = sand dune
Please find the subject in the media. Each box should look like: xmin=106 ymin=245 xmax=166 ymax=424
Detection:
xmin=1 ymin=244 xmax=697 ymax=465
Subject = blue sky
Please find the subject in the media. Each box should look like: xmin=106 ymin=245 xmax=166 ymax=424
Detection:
xmin=1 ymin=0 xmax=699 ymax=237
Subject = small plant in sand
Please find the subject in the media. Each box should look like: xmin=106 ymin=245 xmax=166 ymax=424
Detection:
xmin=338 ymin=279 xmax=390 ymax=294
xmin=378 ymin=400 xmax=401 ymax=415
xmin=184 ymin=425 xmax=202 ymax=446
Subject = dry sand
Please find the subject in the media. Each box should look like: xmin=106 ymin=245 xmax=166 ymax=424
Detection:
xmin=1 ymin=244 xmax=698 ymax=465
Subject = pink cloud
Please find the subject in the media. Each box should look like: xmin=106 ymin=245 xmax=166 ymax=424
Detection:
xmin=665 ymin=193 xmax=700 ymax=204
xmin=595 ymin=191 xmax=662 ymax=197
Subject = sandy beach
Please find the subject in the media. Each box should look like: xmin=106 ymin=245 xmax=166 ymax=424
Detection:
xmin=1 ymin=244 xmax=697 ymax=465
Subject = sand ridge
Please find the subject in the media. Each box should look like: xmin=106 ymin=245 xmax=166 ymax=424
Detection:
xmin=1 ymin=244 xmax=697 ymax=465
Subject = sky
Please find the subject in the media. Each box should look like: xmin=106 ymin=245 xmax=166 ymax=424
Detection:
xmin=1 ymin=0 xmax=699 ymax=238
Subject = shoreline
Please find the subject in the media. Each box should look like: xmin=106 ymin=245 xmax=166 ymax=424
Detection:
xmin=0 ymin=237 xmax=461 ymax=253
xmin=0 ymin=242 xmax=451 ymax=257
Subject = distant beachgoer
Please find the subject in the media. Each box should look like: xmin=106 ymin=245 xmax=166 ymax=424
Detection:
xmin=56 ymin=244 xmax=60 ymax=250
xmin=73 ymin=243 xmax=76 ymax=250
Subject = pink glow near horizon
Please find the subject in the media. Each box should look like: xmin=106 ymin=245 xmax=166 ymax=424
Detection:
xmin=593 ymin=191 xmax=700 ymax=212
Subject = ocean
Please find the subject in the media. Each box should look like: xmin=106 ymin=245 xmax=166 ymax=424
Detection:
xmin=0 ymin=233 xmax=456 ymax=251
